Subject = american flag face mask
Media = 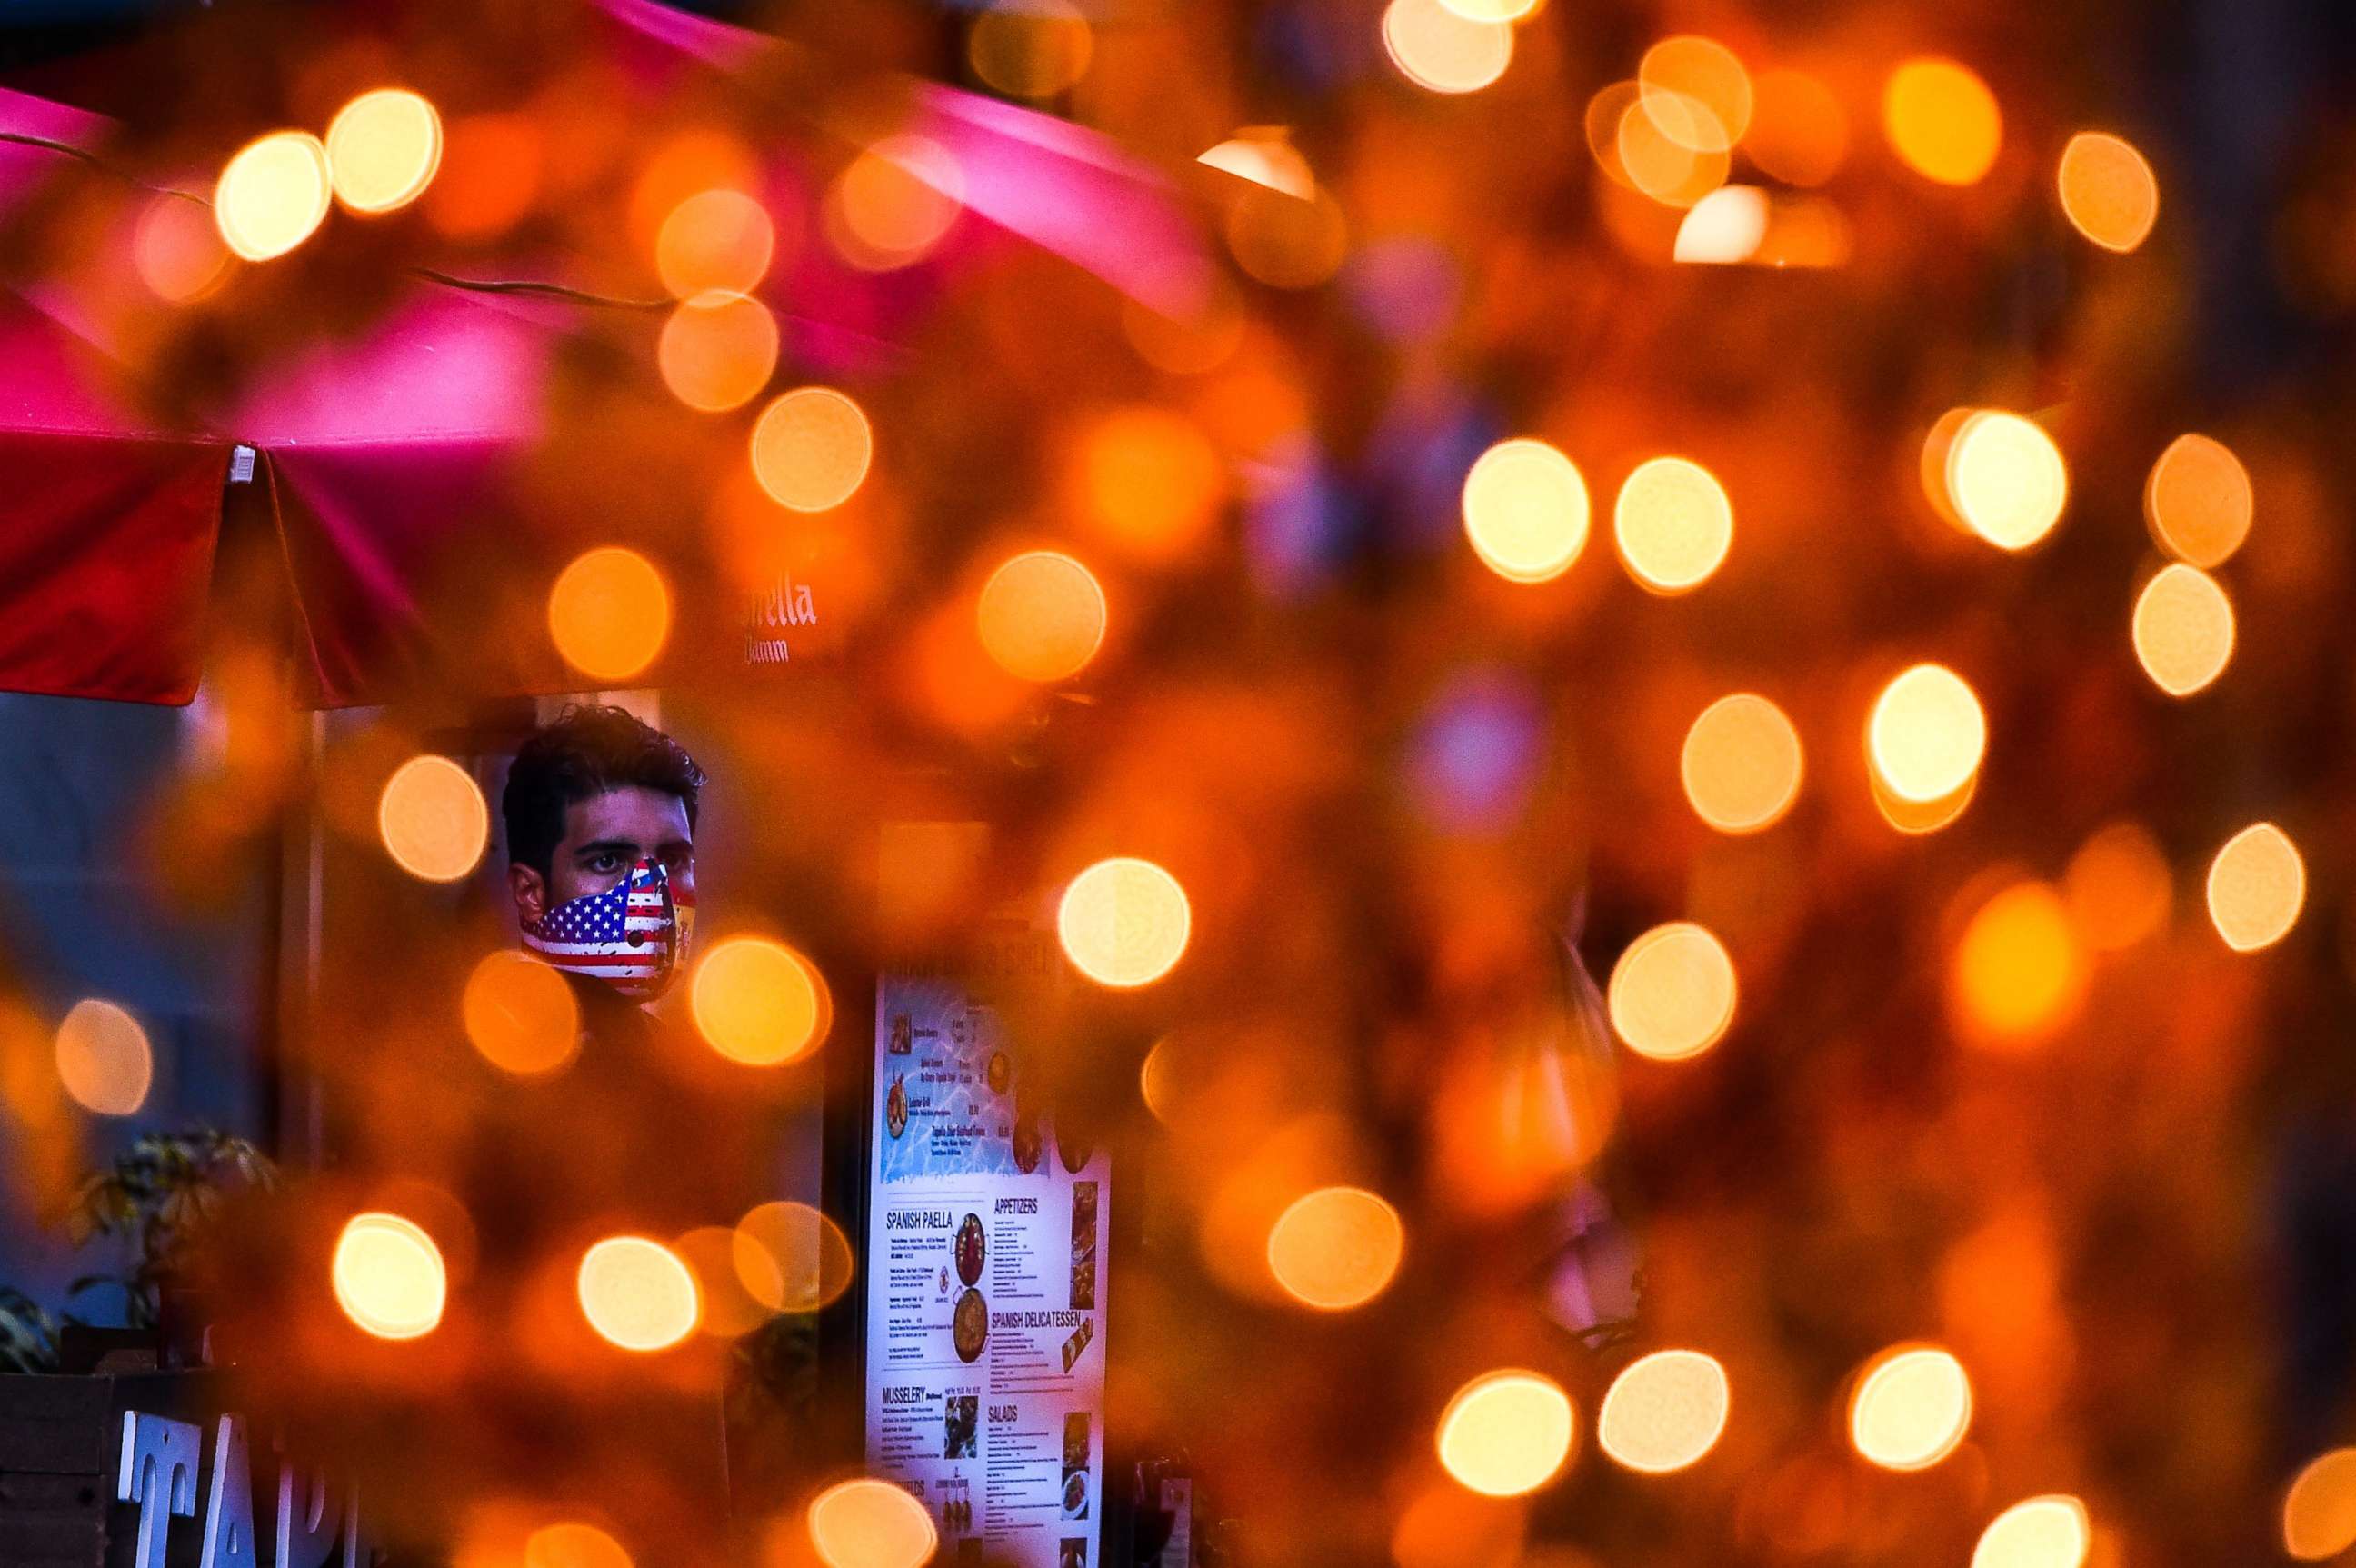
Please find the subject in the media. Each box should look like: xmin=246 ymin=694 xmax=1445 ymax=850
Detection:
xmin=520 ymin=857 xmax=694 ymax=1001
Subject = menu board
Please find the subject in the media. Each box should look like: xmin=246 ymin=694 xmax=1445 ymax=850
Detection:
xmin=864 ymin=969 xmax=1108 ymax=1568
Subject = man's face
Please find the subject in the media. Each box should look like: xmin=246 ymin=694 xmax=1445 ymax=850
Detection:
xmin=509 ymin=785 xmax=694 ymax=927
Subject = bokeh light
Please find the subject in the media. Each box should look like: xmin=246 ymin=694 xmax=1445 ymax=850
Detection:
xmin=1617 ymin=95 xmax=1731 ymax=208
xmin=548 ymin=547 xmax=672 ymax=682
xmin=1057 ymin=858 xmax=1192 ymax=988
xmin=332 ymin=1212 xmax=447 ymax=1341
xmin=1972 ymin=1496 xmax=2091 ymax=1568
xmin=1639 ymin=37 xmax=1752 ymax=153
xmin=827 ymin=135 xmax=964 ymax=270
xmin=1436 ymin=1371 xmax=1576 ymax=1497
xmin=377 ymin=755 xmax=489 ymax=883
xmin=752 ymin=387 xmax=874 ymax=513
xmin=1224 ymin=183 xmax=1350 ymax=288
xmin=1680 ymin=694 xmax=1802 ymax=834
xmin=1597 ymin=1350 xmax=1729 ymax=1473
xmin=2131 ymin=564 xmax=2235 ymax=696
xmin=1951 ymin=882 xmax=2087 ymax=1045
xmin=1673 ymin=185 xmax=1768 ymax=264
xmin=324 ymin=88 xmax=443 ymax=215
xmin=2282 ymin=1448 xmax=2356 ymax=1561
xmin=1071 ymin=407 xmax=1225 ymax=564
xmin=2206 ymin=822 xmax=2304 ymax=953
xmin=1848 ymin=1344 xmax=1972 ymax=1471
xmin=968 ymin=0 xmax=1094 ymax=101
xmin=2064 ymin=822 xmax=2172 ymax=950
xmin=2144 ymin=434 xmax=2252 ymax=567
xmin=977 ymin=551 xmax=1108 ymax=683
xmin=1948 ymin=412 xmax=2068 ymax=551
xmin=674 ymin=1225 xmax=770 ymax=1338
xmin=1196 ymin=134 xmax=1315 ymax=200
xmin=577 ymin=1236 xmax=699 ymax=1352
xmin=1746 ymin=68 xmax=1848 ymax=186
xmin=1867 ymin=664 xmax=1986 ymax=804
xmin=807 ymin=1479 xmax=938 ymax=1568
xmin=1613 ymin=457 xmax=1733 ymax=593
xmin=1381 ymin=0 xmax=1513 ymax=95
xmin=1433 ymin=0 xmax=1535 ymax=18
xmin=1463 ymin=438 xmax=1590 ymax=584
xmin=1607 ymin=922 xmax=1737 ymax=1062
xmin=134 ymin=193 xmax=230 ymax=302
xmin=2057 ymin=132 xmax=2159 ymax=253
xmin=1883 ymin=58 xmax=2002 ymax=185
xmin=658 ymin=292 xmax=780 ymax=413
xmin=1872 ymin=767 xmax=1978 ymax=835
xmin=690 ymin=936 xmax=831 ymax=1066
xmin=655 ymin=189 xmax=774 ymax=298
xmin=215 ymin=130 xmax=333 ymax=262
xmin=733 ymin=1200 xmax=857 ymax=1313
xmin=524 ymin=1522 xmax=632 ymax=1568
xmin=1265 ymin=1186 xmax=1405 ymax=1311
xmin=461 ymin=951 xmax=580 ymax=1076
xmin=53 ymin=999 xmax=152 ymax=1116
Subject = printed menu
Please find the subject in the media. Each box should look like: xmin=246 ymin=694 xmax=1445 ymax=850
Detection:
xmin=865 ymin=968 xmax=1108 ymax=1568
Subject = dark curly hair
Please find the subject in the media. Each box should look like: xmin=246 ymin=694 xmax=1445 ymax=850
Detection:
xmin=501 ymin=704 xmax=705 ymax=876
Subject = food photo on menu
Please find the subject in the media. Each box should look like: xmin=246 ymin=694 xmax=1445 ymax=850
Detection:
xmin=944 ymin=1395 xmax=979 ymax=1459
xmin=1070 ymin=1181 xmax=1097 ymax=1310
xmin=1063 ymin=1413 xmax=1091 ymax=1522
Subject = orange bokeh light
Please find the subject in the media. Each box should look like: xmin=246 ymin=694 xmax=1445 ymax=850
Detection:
xmin=1265 ymin=1186 xmax=1405 ymax=1311
xmin=690 ymin=936 xmax=831 ymax=1065
xmin=659 ymin=292 xmax=780 ymax=414
xmin=462 ymin=951 xmax=580 ymax=1076
xmin=548 ymin=547 xmax=672 ymax=682
xmin=1951 ymin=881 xmax=2088 ymax=1046
xmin=54 ymin=999 xmax=153 ymax=1117
xmin=1883 ymin=59 xmax=2002 ymax=185
xmin=976 ymin=551 xmax=1108 ymax=683
xmin=752 ymin=387 xmax=874 ymax=513
xmin=378 ymin=754 xmax=489 ymax=883
xmin=2144 ymin=434 xmax=2252 ymax=567
xmin=577 ymin=1235 xmax=699 ymax=1352
xmin=2057 ymin=132 xmax=2159 ymax=253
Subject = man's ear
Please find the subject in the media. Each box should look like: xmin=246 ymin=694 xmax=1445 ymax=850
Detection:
xmin=509 ymin=862 xmax=548 ymax=927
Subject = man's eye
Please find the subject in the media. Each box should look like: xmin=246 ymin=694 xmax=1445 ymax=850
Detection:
xmin=588 ymin=854 xmax=623 ymax=874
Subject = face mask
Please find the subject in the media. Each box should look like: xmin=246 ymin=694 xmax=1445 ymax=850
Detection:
xmin=522 ymin=856 xmax=694 ymax=1001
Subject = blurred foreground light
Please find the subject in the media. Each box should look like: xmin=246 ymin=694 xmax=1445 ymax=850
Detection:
xmin=659 ymin=292 xmax=779 ymax=413
xmin=828 ymin=135 xmax=964 ymax=270
xmin=1882 ymin=59 xmax=2001 ymax=185
xmin=1197 ymin=133 xmax=1315 ymax=200
xmin=1849 ymin=1344 xmax=1972 ymax=1470
xmin=734 ymin=1200 xmax=857 ymax=1313
xmin=1608 ymin=922 xmax=1737 ymax=1061
xmin=2206 ymin=823 xmax=2303 ymax=953
xmin=2064 ymin=823 xmax=2171 ymax=950
xmin=578 ymin=1236 xmax=699 ymax=1352
xmin=2057 ymin=132 xmax=2158 ymax=253
xmin=549 ymin=547 xmax=671 ymax=682
xmin=808 ymin=1479 xmax=938 ymax=1568
xmin=675 ymin=1225 xmax=770 ymax=1338
xmin=55 ymin=999 xmax=152 ymax=1116
xmin=1265 ymin=1187 xmax=1404 ymax=1311
xmin=2132 ymin=564 xmax=2234 ymax=696
xmin=656 ymin=189 xmax=775 ymax=298
xmin=1949 ymin=412 xmax=2067 ymax=550
xmin=378 ymin=755 xmax=489 ymax=883
xmin=1463 ymin=438 xmax=1589 ymax=583
xmin=1867 ymin=664 xmax=1985 ymax=804
xmin=968 ymin=0 xmax=1094 ymax=101
xmin=1058 ymin=858 xmax=1191 ymax=988
xmin=215 ymin=131 xmax=333 ymax=262
xmin=463 ymin=951 xmax=580 ymax=1076
xmin=1618 ymin=95 xmax=1729 ymax=207
xmin=1972 ymin=1496 xmax=2090 ymax=1568
xmin=1673 ymin=185 xmax=1768 ymax=263
xmin=2143 ymin=434 xmax=2252 ymax=567
xmin=1918 ymin=407 xmax=1977 ymax=527
xmin=1613 ymin=457 xmax=1732 ymax=592
xmin=1639 ymin=37 xmax=1751 ymax=153
xmin=691 ymin=936 xmax=831 ymax=1065
xmin=753 ymin=387 xmax=874 ymax=512
xmin=1434 ymin=0 xmax=1535 ymax=18
xmin=333 ymin=1213 xmax=446 ymax=1341
xmin=135 ymin=194 xmax=230 ymax=302
xmin=1681 ymin=694 xmax=1802 ymax=834
xmin=1598 ymin=1350 xmax=1729 ymax=1473
xmin=1872 ymin=767 xmax=1977 ymax=835
xmin=1122 ymin=287 xmax=1245 ymax=375
xmin=1437 ymin=1371 xmax=1576 ymax=1497
xmin=977 ymin=551 xmax=1107 ymax=683
xmin=2283 ymin=1448 xmax=2356 ymax=1560
xmin=1952 ymin=882 xmax=2086 ymax=1045
xmin=325 ymin=89 xmax=443 ymax=215
xmin=524 ymin=1522 xmax=632 ymax=1568
xmin=1746 ymin=69 xmax=1847 ymax=186
xmin=1073 ymin=407 xmax=1224 ymax=563
xmin=1381 ymin=0 xmax=1512 ymax=94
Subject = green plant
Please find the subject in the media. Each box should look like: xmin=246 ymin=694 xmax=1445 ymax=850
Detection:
xmin=64 ymin=1128 xmax=275 ymax=1333
xmin=0 ymin=1285 xmax=65 ymax=1374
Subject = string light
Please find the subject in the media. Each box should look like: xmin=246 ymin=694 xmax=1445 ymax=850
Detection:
xmin=1463 ymin=439 xmax=1590 ymax=583
xmin=1849 ymin=1344 xmax=1972 ymax=1470
xmin=1057 ymin=859 xmax=1191 ymax=987
xmin=1608 ymin=922 xmax=1737 ymax=1061
xmin=333 ymin=1213 xmax=446 ymax=1341
xmin=378 ymin=756 xmax=489 ymax=883
xmin=1597 ymin=1350 xmax=1729 ymax=1473
xmin=1972 ymin=1496 xmax=2091 ymax=1568
xmin=1680 ymin=694 xmax=1803 ymax=834
xmin=1436 ymin=1371 xmax=1576 ymax=1496
xmin=215 ymin=131 xmax=333 ymax=261
xmin=1883 ymin=59 xmax=2002 ymax=185
xmin=2206 ymin=823 xmax=2304 ymax=952
xmin=2132 ymin=564 xmax=2235 ymax=696
xmin=324 ymin=89 xmax=443 ymax=215
xmin=1266 ymin=1187 xmax=1405 ymax=1311
xmin=577 ymin=1236 xmax=699 ymax=1352
xmin=2057 ymin=132 xmax=2159 ymax=253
